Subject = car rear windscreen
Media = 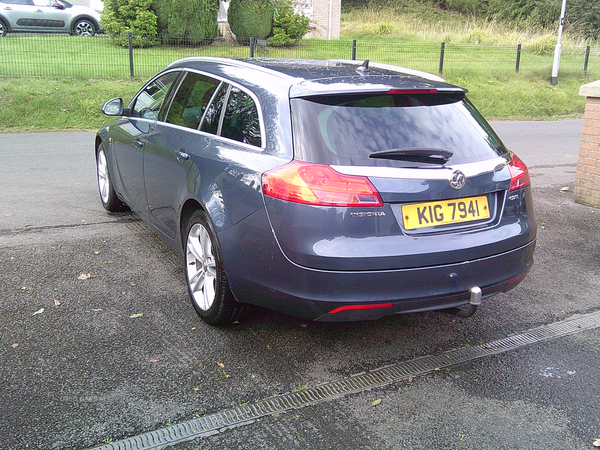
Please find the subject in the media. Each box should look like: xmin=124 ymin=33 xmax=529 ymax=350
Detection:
xmin=290 ymin=92 xmax=508 ymax=167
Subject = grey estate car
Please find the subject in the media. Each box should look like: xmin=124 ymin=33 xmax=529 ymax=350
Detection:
xmin=96 ymin=57 xmax=536 ymax=325
xmin=0 ymin=0 xmax=102 ymax=36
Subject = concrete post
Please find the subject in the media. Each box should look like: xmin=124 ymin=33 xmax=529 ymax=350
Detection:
xmin=574 ymin=80 xmax=600 ymax=208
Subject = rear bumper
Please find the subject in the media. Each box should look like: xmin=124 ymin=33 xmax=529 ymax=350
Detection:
xmin=219 ymin=208 xmax=536 ymax=322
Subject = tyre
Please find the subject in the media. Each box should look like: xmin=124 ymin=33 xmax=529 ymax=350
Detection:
xmin=0 ymin=20 xmax=8 ymax=37
xmin=184 ymin=210 xmax=247 ymax=325
xmin=96 ymin=143 xmax=126 ymax=211
xmin=73 ymin=19 xmax=96 ymax=36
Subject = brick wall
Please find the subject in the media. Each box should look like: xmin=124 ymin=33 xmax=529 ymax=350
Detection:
xmin=307 ymin=0 xmax=341 ymax=39
xmin=574 ymin=81 xmax=600 ymax=208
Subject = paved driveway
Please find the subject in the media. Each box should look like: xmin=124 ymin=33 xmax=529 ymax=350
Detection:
xmin=1 ymin=121 xmax=599 ymax=450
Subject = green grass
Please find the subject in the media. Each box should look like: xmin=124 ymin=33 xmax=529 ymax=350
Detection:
xmin=0 ymin=78 xmax=141 ymax=131
xmin=0 ymin=2 xmax=598 ymax=131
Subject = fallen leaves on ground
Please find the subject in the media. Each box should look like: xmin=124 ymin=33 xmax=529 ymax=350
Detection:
xmin=129 ymin=313 xmax=143 ymax=319
xmin=77 ymin=273 xmax=96 ymax=280
xmin=217 ymin=362 xmax=225 ymax=368
xmin=593 ymin=439 xmax=600 ymax=447
xmin=53 ymin=299 xmax=61 ymax=306
xmin=32 ymin=308 xmax=44 ymax=316
xmin=371 ymin=399 xmax=382 ymax=406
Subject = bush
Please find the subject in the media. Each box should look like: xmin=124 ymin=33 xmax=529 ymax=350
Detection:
xmin=566 ymin=0 xmax=600 ymax=40
xmin=101 ymin=0 xmax=159 ymax=47
xmin=268 ymin=0 xmax=310 ymax=46
xmin=153 ymin=0 xmax=219 ymax=45
xmin=228 ymin=0 xmax=274 ymax=44
xmin=442 ymin=0 xmax=482 ymax=15
xmin=484 ymin=0 xmax=561 ymax=28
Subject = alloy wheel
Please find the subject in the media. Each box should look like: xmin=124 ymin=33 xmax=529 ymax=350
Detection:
xmin=97 ymin=149 xmax=110 ymax=204
xmin=75 ymin=20 xmax=94 ymax=36
xmin=186 ymin=223 xmax=217 ymax=312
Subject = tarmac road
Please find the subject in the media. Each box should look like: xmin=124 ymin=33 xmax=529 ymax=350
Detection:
xmin=0 ymin=120 xmax=599 ymax=450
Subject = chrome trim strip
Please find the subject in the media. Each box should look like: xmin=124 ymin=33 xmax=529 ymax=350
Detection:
xmin=331 ymin=157 xmax=508 ymax=180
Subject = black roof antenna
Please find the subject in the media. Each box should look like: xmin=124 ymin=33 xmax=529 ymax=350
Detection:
xmin=356 ymin=60 xmax=370 ymax=74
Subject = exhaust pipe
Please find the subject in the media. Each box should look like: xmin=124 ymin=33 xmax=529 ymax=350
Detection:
xmin=448 ymin=286 xmax=482 ymax=318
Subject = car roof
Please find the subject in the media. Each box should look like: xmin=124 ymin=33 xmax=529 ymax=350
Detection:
xmin=167 ymin=57 xmax=467 ymax=98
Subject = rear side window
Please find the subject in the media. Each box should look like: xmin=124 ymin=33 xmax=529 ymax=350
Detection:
xmin=166 ymin=72 xmax=220 ymax=130
xmin=220 ymin=87 xmax=261 ymax=147
xmin=131 ymin=71 xmax=179 ymax=121
xmin=291 ymin=93 xmax=507 ymax=167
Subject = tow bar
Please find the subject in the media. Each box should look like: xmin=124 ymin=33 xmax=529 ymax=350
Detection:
xmin=448 ymin=286 xmax=482 ymax=318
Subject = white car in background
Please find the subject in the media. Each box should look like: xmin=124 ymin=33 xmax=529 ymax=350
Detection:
xmin=0 ymin=0 xmax=103 ymax=36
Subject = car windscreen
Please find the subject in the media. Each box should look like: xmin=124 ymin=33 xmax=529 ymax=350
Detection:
xmin=290 ymin=92 xmax=508 ymax=168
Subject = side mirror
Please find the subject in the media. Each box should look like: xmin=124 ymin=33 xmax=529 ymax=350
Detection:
xmin=102 ymin=98 xmax=128 ymax=116
xmin=53 ymin=1 xmax=65 ymax=9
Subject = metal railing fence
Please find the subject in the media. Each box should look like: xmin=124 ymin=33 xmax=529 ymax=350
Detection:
xmin=1 ymin=33 xmax=598 ymax=81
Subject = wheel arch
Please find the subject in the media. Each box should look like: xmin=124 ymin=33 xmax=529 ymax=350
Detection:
xmin=0 ymin=15 xmax=11 ymax=33
xmin=94 ymin=135 xmax=104 ymax=155
xmin=71 ymin=15 xmax=99 ymax=32
xmin=180 ymin=199 xmax=205 ymax=248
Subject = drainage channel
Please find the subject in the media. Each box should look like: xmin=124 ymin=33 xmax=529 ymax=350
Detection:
xmin=88 ymin=310 xmax=600 ymax=450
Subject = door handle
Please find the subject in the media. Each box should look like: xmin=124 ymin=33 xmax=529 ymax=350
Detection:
xmin=177 ymin=150 xmax=190 ymax=162
xmin=133 ymin=140 xmax=144 ymax=149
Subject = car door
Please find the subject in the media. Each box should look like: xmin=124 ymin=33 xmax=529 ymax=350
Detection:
xmin=0 ymin=0 xmax=35 ymax=31
xmin=143 ymin=71 xmax=222 ymax=239
xmin=110 ymin=70 xmax=180 ymax=216
xmin=31 ymin=0 xmax=69 ymax=32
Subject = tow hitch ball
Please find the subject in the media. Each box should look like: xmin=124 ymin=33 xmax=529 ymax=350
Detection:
xmin=449 ymin=286 xmax=482 ymax=318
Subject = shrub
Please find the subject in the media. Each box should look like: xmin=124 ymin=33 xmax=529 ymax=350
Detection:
xmin=101 ymin=0 xmax=159 ymax=47
xmin=484 ymin=0 xmax=561 ymax=28
xmin=153 ymin=0 xmax=219 ymax=45
xmin=566 ymin=0 xmax=600 ymax=40
xmin=268 ymin=0 xmax=310 ymax=46
xmin=442 ymin=0 xmax=482 ymax=15
xmin=228 ymin=0 xmax=274 ymax=44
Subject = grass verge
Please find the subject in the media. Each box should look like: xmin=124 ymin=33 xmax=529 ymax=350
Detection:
xmin=0 ymin=78 xmax=141 ymax=132
xmin=0 ymin=72 xmax=587 ymax=133
xmin=0 ymin=73 xmax=588 ymax=133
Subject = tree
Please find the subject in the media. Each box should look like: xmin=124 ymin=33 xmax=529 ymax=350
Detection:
xmin=153 ymin=0 xmax=220 ymax=45
xmin=269 ymin=0 xmax=310 ymax=46
xmin=228 ymin=0 xmax=274 ymax=44
xmin=101 ymin=0 xmax=159 ymax=47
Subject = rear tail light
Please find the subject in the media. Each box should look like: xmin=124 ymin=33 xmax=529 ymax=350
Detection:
xmin=508 ymin=152 xmax=531 ymax=191
xmin=262 ymin=161 xmax=383 ymax=207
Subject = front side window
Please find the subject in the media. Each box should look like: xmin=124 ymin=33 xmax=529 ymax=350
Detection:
xmin=166 ymin=72 xmax=221 ymax=130
xmin=220 ymin=87 xmax=261 ymax=147
xmin=131 ymin=71 xmax=179 ymax=121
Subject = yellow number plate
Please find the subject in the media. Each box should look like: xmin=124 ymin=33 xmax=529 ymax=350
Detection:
xmin=402 ymin=196 xmax=490 ymax=230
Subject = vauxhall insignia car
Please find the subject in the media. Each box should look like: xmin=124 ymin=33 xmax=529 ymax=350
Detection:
xmin=0 ymin=0 xmax=102 ymax=36
xmin=95 ymin=57 xmax=536 ymax=325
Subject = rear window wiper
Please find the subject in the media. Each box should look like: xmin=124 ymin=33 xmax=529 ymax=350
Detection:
xmin=369 ymin=148 xmax=453 ymax=164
